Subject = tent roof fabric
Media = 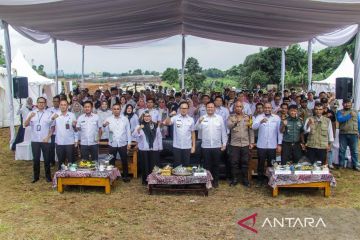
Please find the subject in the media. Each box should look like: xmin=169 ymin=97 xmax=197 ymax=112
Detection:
xmin=316 ymin=52 xmax=354 ymax=84
xmin=1 ymin=0 xmax=360 ymax=47
xmin=12 ymin=50 xmax=55 ymax=85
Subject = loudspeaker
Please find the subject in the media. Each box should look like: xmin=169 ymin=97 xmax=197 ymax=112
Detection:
xmin=13 ymin=77 xmax=29 ymax=99
xmin=336 ymin=77 xmax=353 ymax=100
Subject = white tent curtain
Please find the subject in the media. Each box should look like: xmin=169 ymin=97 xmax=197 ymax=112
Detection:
xmin=1 ymin=20 xmax=15 ymax=147
xmin=81 ymin=45 xmax=85 ymax=89
xmin=315 ymin=24 xmax=358 ymax=47
xmin=12 ymin=25 xmax=51 ymax=44
xmin=354 ymin=32 xmax=360 ymax=110
xmin=181 ymin=34 xmax=185 ymax=89
xmin=307 ymin=40 xmax=313 ymax=91
xmin=311 ymin=24 xmax=360 ymax=109
xmin=53 ymin=38 xmax=58 ymax=94
xmin=2 ymin=1 xmax=360 ymax=48
xmin=281 ymin=48 xmax=285 ymax=96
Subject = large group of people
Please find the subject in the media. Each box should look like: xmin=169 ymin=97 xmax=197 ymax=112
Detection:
xmin=15 ymin=85 xmax=360 ymax=188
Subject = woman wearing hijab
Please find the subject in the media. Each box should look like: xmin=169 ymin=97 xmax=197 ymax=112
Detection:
xmin=132 ymin=111 xmax=163 ymax=185
xmin=120 ymin=96 xmax=127 ymax=114
xmin=11 ymin=97 xmax=34 ymax=150
xmin=97 ymin=100 xmax=112 ymax=140
xmin=123 ymin=104 xmax=139 ymax=141
xmin=70 ymin=101 xmax=83 ymax=119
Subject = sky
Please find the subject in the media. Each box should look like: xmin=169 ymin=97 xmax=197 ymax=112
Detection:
xmin=0 ymin=26 xmax=327 ymax=75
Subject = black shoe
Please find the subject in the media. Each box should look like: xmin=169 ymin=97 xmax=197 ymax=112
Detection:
xmin=242 ymin=182 xmax=251 ymax=188
xmin=213 ymin=181 xmax=219 ymax=188
xmin=353 ymin=167 xmax=360 ymax=171
xmin=31 ymin=179 xmax=39 ymax=183
xmin=229 ymin=181 xmax=238 ymax=187
xmin=123 ymin=177 xmax=131 ymax=183
xmin=142 ymin=182 xmax=147 ymax=186
xmin=46 ymin=178 xmax=52 ymax=182
xmin=255 ymin=181 xmax=263 ymax=188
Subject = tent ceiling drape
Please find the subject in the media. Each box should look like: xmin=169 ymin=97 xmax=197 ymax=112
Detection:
xmin=1 ymin=0 xmax=360 ymax=47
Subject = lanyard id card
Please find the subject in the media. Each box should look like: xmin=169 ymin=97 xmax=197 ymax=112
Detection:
xmin=36 ymin=125 xmax=41 ymax=131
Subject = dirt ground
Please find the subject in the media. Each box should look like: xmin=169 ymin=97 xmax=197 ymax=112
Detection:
xmin=0 ymin=128 xmax=359 ymax=240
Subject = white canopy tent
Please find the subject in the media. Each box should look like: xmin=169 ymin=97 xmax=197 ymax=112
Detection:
xmin=12 ymin=49 xmax=56 ymax=102
xmin=2 ymin=0 xmax=360 ymax=146
xmin=0 ymin=50 xmax=55 ymax=128
xmin=0 ymin=67 xmax=20 ymax=128
xmin=312 ymin=52 xmax=354 ymax=95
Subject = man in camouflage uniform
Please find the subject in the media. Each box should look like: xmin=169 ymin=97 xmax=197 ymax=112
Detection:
xmin=280 ymin=105 xmax=305 ymax=165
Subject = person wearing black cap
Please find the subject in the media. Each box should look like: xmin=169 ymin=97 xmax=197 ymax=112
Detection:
xmin=280 ymin=105 xmax=305 ymax=165
xmin=336 ymin=99 xmax=360 ymax=170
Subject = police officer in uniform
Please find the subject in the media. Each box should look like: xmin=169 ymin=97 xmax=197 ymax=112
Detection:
xmin=227 ymin=101 xmax=254 ymax=187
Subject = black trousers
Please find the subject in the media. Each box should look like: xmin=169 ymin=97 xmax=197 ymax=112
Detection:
xmin=257 ymin=148 xmax=276 ymax=180
xmin=281 ymin=142 xmax=302 ymax=165
xmin=56 ymin=144 xmax=75 ymax=170
xmin=173 ymin=147 xmax=191 ymax=167
xmin=306 ymin=147 xmax=327 ymax=164
xmin=49 ymin=135 xmax=56 ymax=164
xmin=109 ymin=145 xmax=128 ymax=178
xmin=202 ymin=148 xmax=221 ymax=184
xmin=31 ymin=142 xmax=51 ymax=180
xmin=230 ymin=146 xmax=250 ymax=184
xmin=140 ymin=150 xmax=159 ymax=184
xmin=80 ymin=144 xmax=99 ymax=161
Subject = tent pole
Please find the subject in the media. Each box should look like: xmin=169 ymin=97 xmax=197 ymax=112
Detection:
xmin=354 ymin=31 xmax=360 ymax=110
xmin=307 ymin=40 xmax=313 ymax=91
xmin=81 ymin=45 xmax=85 ymax=89
xmin=181 ymin=34 xmax=185 ymax=90
xmin=53 ymin=38 xmax=59 ymax=94
xmin=281 ymin=47 xmax=286 ymax=97
xmin=1 ymin=20 xmax=15 ymax=148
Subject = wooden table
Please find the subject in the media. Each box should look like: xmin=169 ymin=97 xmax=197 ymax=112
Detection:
xmin=53 ymin=168 xmax=121 ymax=194
xmin=272 ymin=181 xmax=331 ymax=197
xmin=147 ymin=171 xmax=213 ymax=196
xmin=267 ymin=168 xmax=336 ymax=198
xmin=57 ymin=177 xmax=112 ymax=194
xmin=148 ymin=183 xmax=209 ymax=196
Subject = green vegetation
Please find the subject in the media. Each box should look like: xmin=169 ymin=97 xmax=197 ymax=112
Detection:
xmin=0 ymin=45 xmax=5 ymax=65
xmin=1 ymin=36 xmax=354 ymax=91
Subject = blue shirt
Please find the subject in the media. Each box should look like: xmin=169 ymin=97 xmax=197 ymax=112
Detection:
xmin=336 ymin=110 xmax=360 ymax=134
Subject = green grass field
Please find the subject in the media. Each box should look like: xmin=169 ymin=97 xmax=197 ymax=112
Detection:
xmin=0 ymin=128 xmax=359 ymax=239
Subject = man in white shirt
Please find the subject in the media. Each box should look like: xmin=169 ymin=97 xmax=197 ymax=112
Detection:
xmin=214 ymin=96 xmax=230 ymax=132
xmin=307 ymin=92 xmax=315 ymax=110
xmin=252 ymin=102 xmax=282 ymax=186
xmin=48 ymin=95 xmax=61 ymax=167
xmin=51 ymin=99 xmax=78 ymax=170
xmin=24 ymin=97 xmax=53 ymax=183
xmin=103 ymin=103 xmax=132 ymax=182
xmin=164 ymin=102 xmax=196 ymax=167
xmin=271 ymin=94 xmax=282 ymax=114
xmin=76 ymin=101 xmax=102 ymax=161
xmin=195 ymin=102 xmax=228 ymax=188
